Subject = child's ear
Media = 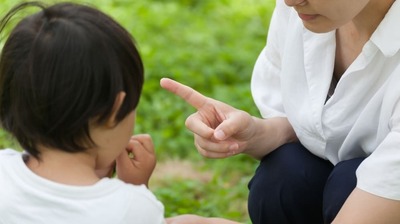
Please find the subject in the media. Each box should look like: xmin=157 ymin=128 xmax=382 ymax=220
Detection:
xmin=106 ymin=91 xmax=126 ymax=127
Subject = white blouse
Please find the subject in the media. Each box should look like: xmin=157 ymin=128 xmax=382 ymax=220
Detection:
xmin=251 ymin=0 xmax=400 ymax=200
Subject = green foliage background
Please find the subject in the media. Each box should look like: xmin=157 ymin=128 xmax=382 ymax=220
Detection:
xmin=0 ymin=0 xmax=275 ymax=222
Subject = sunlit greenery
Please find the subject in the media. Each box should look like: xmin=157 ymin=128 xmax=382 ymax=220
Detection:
xmin=0 ymin=0 xmax=275 ymax=222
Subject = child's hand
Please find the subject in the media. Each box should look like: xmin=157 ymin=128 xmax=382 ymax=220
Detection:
xmin=115 ymin=134 xmax=156 ymax=187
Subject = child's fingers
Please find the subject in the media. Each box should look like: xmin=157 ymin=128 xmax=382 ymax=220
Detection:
xmin=126 ymin=140 xmax=143 ymax=160
xmin=127 ymin=139 xmax=155 ymax=164
xmin=116 ymin=145 xmax=135 ymax=167
xmin=130 ymin=134 xmax=154 ymax=154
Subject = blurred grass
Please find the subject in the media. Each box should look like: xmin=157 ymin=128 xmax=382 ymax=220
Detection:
xmin=0 ymin=0 xmax=275 ymax=222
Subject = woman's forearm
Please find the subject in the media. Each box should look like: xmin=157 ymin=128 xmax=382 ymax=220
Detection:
xmin=333 ymin=188 xmax=400 ymax=223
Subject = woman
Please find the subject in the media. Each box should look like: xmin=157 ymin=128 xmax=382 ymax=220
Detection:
xmin=163 ymin=0 xmax=400 ymax=223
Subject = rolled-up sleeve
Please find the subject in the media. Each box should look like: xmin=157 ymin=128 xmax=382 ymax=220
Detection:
xmin=356 ymin=99 xmax=400 ymax=200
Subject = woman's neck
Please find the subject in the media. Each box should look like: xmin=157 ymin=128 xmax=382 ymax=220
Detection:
xmin=351 ymin=0 xmax=395 ymax=39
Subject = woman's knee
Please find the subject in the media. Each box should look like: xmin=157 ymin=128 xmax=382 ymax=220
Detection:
xmin=249 ymin=143 xmax=333 ymax=191
xmin=248 ymin=143 xmax=333 ymax=224
xmin=323 ymin=157 xmax=365 ymax=223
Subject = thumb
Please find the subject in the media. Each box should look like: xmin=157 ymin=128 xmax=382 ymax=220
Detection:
xmin=213 ymin=109 xmax=250 ymax=142
xmin=213 ymin=116 xmax=240 ymax=141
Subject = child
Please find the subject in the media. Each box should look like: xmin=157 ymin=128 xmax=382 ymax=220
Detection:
xmin=0 ymin=2 xmax=165 ymax=223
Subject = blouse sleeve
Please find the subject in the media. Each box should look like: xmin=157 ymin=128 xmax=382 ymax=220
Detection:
xmin=251 ymin=0 xmax=291 ymax=118
xmin=356 ymin=98 xmax=400 ymax=200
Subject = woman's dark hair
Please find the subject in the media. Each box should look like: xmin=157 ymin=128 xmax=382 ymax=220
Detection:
xmin=0 ymin=2 xmax=144 ymax=159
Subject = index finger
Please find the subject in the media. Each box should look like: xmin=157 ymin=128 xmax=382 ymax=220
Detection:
xmin=160 ymin=78 xmax=207 ymax=109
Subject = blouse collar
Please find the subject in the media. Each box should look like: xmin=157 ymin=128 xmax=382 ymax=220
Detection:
xmin=370 ymin=0 xmax=400 ymax=57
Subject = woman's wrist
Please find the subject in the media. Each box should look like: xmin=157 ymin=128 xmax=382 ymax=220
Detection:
xmin=243 ymin=116 xmax=297 ymax=159
xmin=273 ymin=117 xmax=298 ymax=144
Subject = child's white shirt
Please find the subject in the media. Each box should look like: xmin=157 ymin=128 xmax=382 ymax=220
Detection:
xmin=0 ymin=149 xmax=165 ymax=224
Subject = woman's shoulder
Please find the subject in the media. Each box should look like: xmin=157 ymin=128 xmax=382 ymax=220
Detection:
xmin=272 ymin=0 xmax=297 ymax=24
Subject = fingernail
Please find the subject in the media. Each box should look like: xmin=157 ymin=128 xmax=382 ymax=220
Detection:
xmin=214 ymin=130 xmax=225 ymax=140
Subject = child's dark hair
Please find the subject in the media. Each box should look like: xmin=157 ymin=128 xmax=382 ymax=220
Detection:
xmin=0 ymin=2 xmax=144 ymax=159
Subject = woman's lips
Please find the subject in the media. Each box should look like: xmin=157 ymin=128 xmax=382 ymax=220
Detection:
xmin=298 ymin=13 xmax=318 ymax=21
